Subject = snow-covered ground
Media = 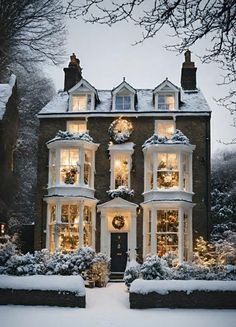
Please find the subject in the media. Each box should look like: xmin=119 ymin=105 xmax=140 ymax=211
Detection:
xmin=1 ymin=283 xmax=236 ymax=327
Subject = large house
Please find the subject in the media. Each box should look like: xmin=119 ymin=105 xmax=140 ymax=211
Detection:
xmin=35 ymin=51 xmax=211 ymax=273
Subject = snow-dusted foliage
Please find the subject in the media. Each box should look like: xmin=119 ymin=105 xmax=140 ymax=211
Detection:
xmin=170 ymin=129 xmax=189 ymax=144
xmin=107 ymin=186 xmax=134 ymax=199
xmin=210 ymin=150 xmax=236 ymax=242
xmin=0 ymin=245 xmax=110 ymax=282
xmin=140 ymin=255 xmax=172 ymax=280
xmin=9 ymin=67 xmax=55 ymax=231
xmin=48 ymin=130 xmax=94 ymax=144
xmin=124 ymin=260 xmax=141 ymax=288
xmin=143 ymin=129 xmax=189 ymax=147
xmin=0 ymin=235 xmax=18 ymax=268
xmin=142 ymin=134 xmax=167 ymax=147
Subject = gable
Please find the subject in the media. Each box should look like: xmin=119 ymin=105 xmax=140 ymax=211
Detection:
xmin=153 ymin=79 xmax=179 ymax=94
xmin=69 ymin=78 xmax=97 ymax=95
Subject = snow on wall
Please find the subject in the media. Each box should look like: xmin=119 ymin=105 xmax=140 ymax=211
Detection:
xmin=130 ymin=279 xmax=236 ymax=295
xmin=0 ymin=275 xmax=85 ymax=295
xmin=0 ymin=74 xmax=16 ymax=119
xmin=38 ymin=88 xmax=210 ymax=115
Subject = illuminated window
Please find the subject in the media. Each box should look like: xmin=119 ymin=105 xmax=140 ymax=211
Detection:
xmin=48 ymin=203 xmax=94 ymax=252
xmin=60 ymin=204 xmax=79 ymax=251
xmin=114 ymin=153 xmax=129 ymax=188
xmin=183 ymin=154 xmax=190 ymax=191
xmin=67 ymin=121 xmax=87 ymax=133
xmin=84 ymin=150 xmax=92 ymax=186
xmin=83 ymin=206 xmax=92 ymax=246
xmin=50 ymin=150 xmax=56 ymax=185
xmin=157 ymin=153 xmax=179 ymax=189
xmin=72 ymin=94 xmax=91 ymax=111
xmin=156 ymin=210 xmax=178 ymax=256
xmin=158 ymin=94 xmax=175 ymax=110
xmin=115 ymin=96 xmax=131 ymax=110
xmin=60 ymin=149 xmax=79 ymax=185
xmin=155 ymin=120 xmax=175 ymax=139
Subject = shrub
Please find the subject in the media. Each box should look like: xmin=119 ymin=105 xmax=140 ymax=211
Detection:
xmin=140 ymin=255 xmax=172 ymax=280
xmin=124 ymin=261 xmax=141 ymax=288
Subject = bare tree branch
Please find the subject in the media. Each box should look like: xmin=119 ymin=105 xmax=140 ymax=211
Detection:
xmin=0 ymin=0 xmax=66 ymax=77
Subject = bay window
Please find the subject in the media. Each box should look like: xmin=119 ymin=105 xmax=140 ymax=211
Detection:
xmin=143 ymin=204 xmax=193 ymax=263
xmin=144 ymin=145 xmax=194 ymax=195
xmin=47 ymin=201 xmax=95 ymax=252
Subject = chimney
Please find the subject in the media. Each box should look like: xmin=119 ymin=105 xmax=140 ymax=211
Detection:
xmin=181 ymin=50 xmax=197 ymax=90
xmin=64 ymin=53 xmax=82 ymax=91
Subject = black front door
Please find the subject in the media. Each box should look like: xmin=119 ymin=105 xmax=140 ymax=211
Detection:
xmin=110 ymin=233 xmax=128 ymax=273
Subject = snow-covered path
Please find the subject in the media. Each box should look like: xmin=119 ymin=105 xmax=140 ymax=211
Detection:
xmin=1 ymin=283 xmax=236 ymax=327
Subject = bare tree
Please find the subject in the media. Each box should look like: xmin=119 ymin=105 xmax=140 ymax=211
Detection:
xmin=66 ymin=0 xmax=236 ymax=136
xmin=0 ymin=0 xmax=66 ymax=77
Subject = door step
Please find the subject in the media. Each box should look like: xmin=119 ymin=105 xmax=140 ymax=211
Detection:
xmin=109 ymin=273 xmax=124 ymax=283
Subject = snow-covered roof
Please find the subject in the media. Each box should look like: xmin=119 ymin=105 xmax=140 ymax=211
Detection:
xmin=38 ymin=87 xmax=210 ymax=116
xmin=0 ymin=74 xmax=16 ymax=120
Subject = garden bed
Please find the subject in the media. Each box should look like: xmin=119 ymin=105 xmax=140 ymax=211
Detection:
xmin=0 ymin=275 xmax=86 ymax=307
xmin=129 ymin=279 xmax=236 ymax=309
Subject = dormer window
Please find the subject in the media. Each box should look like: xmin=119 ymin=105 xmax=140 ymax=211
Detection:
xmin=72 ymin=94 xmax=91 ymax=111
xmin=69 ymin=78 xmax=99 ymax=112
xmin=112 ymin=79 xmax=136 ymax=111
xmin=158 ymin=94 xmax=175 ymax=110
xmin=115 ymin=95 xmax=131 ymax=110
xmin=153 ymin=79 xmax=179 ymax=111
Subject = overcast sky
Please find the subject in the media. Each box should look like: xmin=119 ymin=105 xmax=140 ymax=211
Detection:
xmin=46 ymin=18 xmax=236 ymax=156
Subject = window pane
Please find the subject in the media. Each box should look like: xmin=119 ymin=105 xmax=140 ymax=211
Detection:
xmin=60 ymin=149 xmax=79 ymax=185
xmin=50 ymin=205 xmax=56 ymax=223
xmin=83 ymin=206 xmax=92 ymax=246
xmin=115 ymin=95 xmax=131 ymax=110
xmin=84 ymin=150 xmax=92 ymax=186
xmin=114 ymin=153 xmax=129 ymax=188
xmin=157 ymin=153 xmax=179 ymax=189
xmin=156 ymin=210 xmax=178 ymax=256
xmin=72 ymin=95 xmax=87 ymax=111
xmin=184 ymin=213 xmax=188 ymax=260
xmin=67 ymin=121 xmax=87 ymax=133
xmin=59 ymin=204 xmax=80 ymax=251
xmin=50 ymin=150 xmax=56 ymax=185
xmin=156 ymin=121 xmax=174 ymax=138
xmin=158 ymin=94 xmax=175 ymax=110
xmin=183 ymin=154 xmax=190 ymax=191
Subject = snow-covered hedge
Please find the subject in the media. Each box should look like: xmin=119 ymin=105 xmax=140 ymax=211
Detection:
xmin=0 ymin=239 xmax=110 ymax=280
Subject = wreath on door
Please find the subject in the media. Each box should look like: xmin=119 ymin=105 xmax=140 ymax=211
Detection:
xmin=112 ymin=215 xmax=125 ymax=230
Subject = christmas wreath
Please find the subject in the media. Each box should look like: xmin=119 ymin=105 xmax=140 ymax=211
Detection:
xmin=112 ymin=215 xmax=125 ymax=230
xmin=108 ymin=118 xmax=133 ymax=144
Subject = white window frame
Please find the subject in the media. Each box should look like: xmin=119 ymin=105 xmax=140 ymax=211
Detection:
xmin=155 ymin=92 xmax=179 ymax=111
xmin=108 ymin=143 xmax=135 ymax=190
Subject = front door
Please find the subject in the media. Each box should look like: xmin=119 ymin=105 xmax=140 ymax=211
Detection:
xmin=110 ymin=233 xmax=128 ymax=273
